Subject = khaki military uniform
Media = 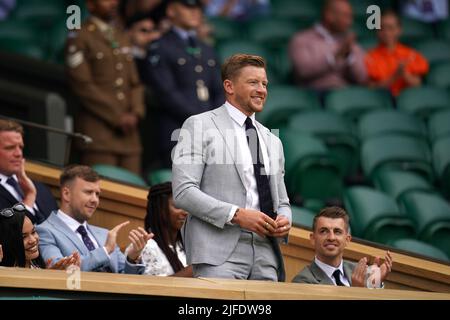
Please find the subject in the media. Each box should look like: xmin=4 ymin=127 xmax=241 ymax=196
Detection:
xmin=66 ymin=16 xmax=145 ymax=172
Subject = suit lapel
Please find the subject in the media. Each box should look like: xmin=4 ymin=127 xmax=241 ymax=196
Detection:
xmin=48 ymin=212 xmax=89 ymax=254
xmin=310 ymin=261 xmax=335 ymax=285
xmin=343 ymin=261 xmax=355 ymax=286
xmin=211 ymin=105 xmax=247 ymax=189
xmin=0 ymin=184 xmax=19 ymax=204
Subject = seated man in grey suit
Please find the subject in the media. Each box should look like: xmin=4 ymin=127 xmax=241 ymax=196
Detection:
xmin=292 ymin=207 xmax=393 ymax=288
xmin=37 ymin=165 xmax=152 ymax=273
xmin=172 ymin=54 xmax=292 ymax=281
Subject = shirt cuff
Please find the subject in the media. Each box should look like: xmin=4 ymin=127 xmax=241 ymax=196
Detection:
xmin=102 ymin=246 xmax=111 ymax=259
xmin=226 ymin=205 xmax=239 ymax=225
xmin=24 ymin=204 xmax=35 ymax=215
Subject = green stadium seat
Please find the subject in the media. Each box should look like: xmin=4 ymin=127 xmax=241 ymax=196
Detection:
xmin=359 ymin=37 xmax=378 ymax=51
xmin=343 ymin=187 xmax=416 ymax=244
xmin=432 ymin=136 xmax=450 ymax=196
xmin=272 ymin=0 xmax=320 ymax=22
xmin=256 ymin=85 xmax=320 ymax=128
xmin=291 ymin=205 xmax=316 ymax=229
xmin=428 ymin=109 xmax=450 ymax=142
xmin=280 ymin=130 xmax=344 ymax=202
xmin=0 ymin=38 xmax=46 ymax=60
xmin=414 ymin=40 xmax=450 ymax=66
xmin=352 ymin=17 xmax=376 ymax=39
xmin=391 ymin=238 xmax=449 ymax=262
xmin=399 ymin=18 xmax=434 ymax=45
xmin=288 ymin=110 xmax=359 ymax=176
xmin=361 ymin=134 xmax=433 ymax=182
xmin=246 ymin=18 xmax=298 ymax=50
xmin=92 ymin=164 xmax=147 ymax=187
xmin=0 ymin=20 xmax=37 ymax=42
xmin=372 ymin=169 xmax=435 ymax=202
xmin=12 ymin=2 xmax=65 ymax=28
xmin=208 ymin=17 xmax=240 ymax=44
xmin=399 ymin=191 xmax=450 ymax=257
xmin=47 ymin=19 xmax=69 ymax=64
xmin=358 ymin=110 xmax=427 ymax=141
xmin=427 ymin=61 xmax=450 ymax=90
xmin=437 ymin=19 xmax=450 ymax=40
xmin=148 ymin=169 xmax=172 ymax=186
xmin=397 ymin=86 xmax=450 ymax=120
xmin=273 ymin=45 xmax=293 ymax=84
xmin=324 ymin=86 xmax=393 ymax=122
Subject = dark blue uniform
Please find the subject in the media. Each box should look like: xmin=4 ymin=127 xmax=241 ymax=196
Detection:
xmin=138 ymin=29 xmax=224 ymax=167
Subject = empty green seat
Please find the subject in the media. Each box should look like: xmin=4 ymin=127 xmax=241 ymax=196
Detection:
xmin=427 ymin=61 xmax=450 ymax=90
xmin=399 ymin=191 xmax=450 ymax=257
xmin=432 ymin=136 xmax=450 ymax=196
xmin=414 ymin=40 xmax=450 ymax=65
xmin=399 ymin=18 xmax=434 ymax=45
xmin=397 ymin=86 xmax=450 ymax=120
xmin=372 ymin=169 xmax=435 ymax=202
xmin=92 ymin=164 xmax=147 ymax=187
xmin=272 ymin=0 xmax=320 ymax=21
xmin=291 ymin=205 xmax=316 ymax=229
xmin=288 ymin=110 xmax=359 ymax=176
xmin=428 ymin=109 xmax=450 ymax=142
xmin=208 ymin=17 xmax=240 ymax=43
xmin=437 ymin=19 xmax=450 ymax=40
xmin=324 ymin=86 xmax=393 ymax=122
xmin=358 ymin=110 xmax=427 ymax=141
xmin=280 ymin=130 xmax=344 ymax=202
xmin=257 ymin=85 xmax=320 ymax=128
xmin=0 ymin=39 xmax=46 ymax=60
xmin=246 ymin=18 xmax=298 ymax=50
xmin=216 ymin=40 xmax=272 ymax=63
xmin=361 ymin=134 xmax=433 ymax=182
xmin=391 ymin=238 xmax=449 ymax=262
xmin=148 ymin=169 xmax=172 ymax=186
xmin=343 ymin=187 xmax=416 ymax=244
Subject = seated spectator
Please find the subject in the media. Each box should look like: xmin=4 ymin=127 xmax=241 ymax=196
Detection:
xmin=292 ymin=207 xmax=393 ymax=288
xmin=289 ymin=0 xmax=367 ymax=92
xmin=0 ymin=119 xmax=58 ymax=224
xmin=139 ymin=182 xmax=192 ymax=276
xmin=401 ymin=0 xmax=448 ymax=23
xmin=365 ymin=10 xmax=429 ymax=97
xmin=37 ymin=165 xmax=151 ymax=273
xmin=0 ymin=0 xmax=16 ymax=20
xmin=0 ymin=203 xmax=80 ymax=269
xmin=203 ymin=0 xmax=270 ymax=21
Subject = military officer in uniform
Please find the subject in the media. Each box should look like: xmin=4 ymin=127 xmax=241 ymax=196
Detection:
xmin=66 ymin=0 xmax=145 ymax=174
xmin=137 ymin=0 xmax=224 ymax=168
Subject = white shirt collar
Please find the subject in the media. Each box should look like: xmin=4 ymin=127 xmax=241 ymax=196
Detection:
xmin=225 ymin=101 xmax=256 ymax=128
xmin=57 ymin=209 xmax=88 ymax=234
xmin=314 ymin=256 xmax=345 ymax=279
xmin=91 ymin=16 xmax=112 ymax=33
xmin=0 ymin=173 xmax=17 ymax=184
xmin=172 ymin=26 xmax=197 ymax=41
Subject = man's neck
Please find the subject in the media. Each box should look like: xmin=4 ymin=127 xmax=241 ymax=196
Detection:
xmin=316 ymin=254 xmax=343 ymax=268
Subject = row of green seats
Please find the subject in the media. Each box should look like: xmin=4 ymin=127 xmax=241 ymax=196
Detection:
xmin=91 ymin=165 xmax=172 ymax=188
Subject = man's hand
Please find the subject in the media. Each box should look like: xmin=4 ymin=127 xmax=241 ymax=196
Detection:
xmin=269 ymin=215 xmax=291 ymax=238
xmin=17 ymin=159 xmax=37 ymax=208
xmin=375 ymin=251 xmax=393 ymax=283
xmin=127 ymin=227 xmax=153 ymax=262
xmin=335 ymin=32 xmax=356 ymax=60
xmin=0 ymin=244 xmax=3 ymax=263
xmin=104 ymin=221 xmax=130 ymax=254
xmin=119 ymin=113 xmax=138 ymax=135
xmin=351 ymin=257 xmax=368 ymax=287
xmin=231 ymin=208 xmax=277 ymax=238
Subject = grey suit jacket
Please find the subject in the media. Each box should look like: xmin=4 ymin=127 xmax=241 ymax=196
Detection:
xmin=172 ymin=105 xmax=292 ymax=280
xmin=36 ymin=211 xmax=144 ymax=274
xmin=292 ymin=260 xmax=356 ymax=285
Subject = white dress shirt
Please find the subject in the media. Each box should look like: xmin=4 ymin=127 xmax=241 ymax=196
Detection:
xmin=0 ymin=173 xmax=37 ymax=216
xmin=225 ymin=101 xmax=271 ymax=223
xmin=314 ymin=256 xmax=351 ymax=287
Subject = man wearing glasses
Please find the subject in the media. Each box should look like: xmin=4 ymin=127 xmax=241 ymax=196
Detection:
xmin=0 ymin=119 xmax=58 ymax=224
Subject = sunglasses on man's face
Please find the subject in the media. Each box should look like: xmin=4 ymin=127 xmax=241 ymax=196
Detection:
xmin=0 ymin=203 xmax=27 ymax=218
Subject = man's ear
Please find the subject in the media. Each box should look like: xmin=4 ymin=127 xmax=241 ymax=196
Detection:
xmin=223 ymin=79 xmax=233 ymax=95
xmin=309 ymin=232 xmax=315 ymax=246
xmin=61 ymin=186 xmax=70 ymax=202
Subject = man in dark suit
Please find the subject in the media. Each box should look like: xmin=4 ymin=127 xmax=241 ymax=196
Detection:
xmin=0 ymin=119 xmax=57 ymax=225
xmin=137 ymin=0 xmax=224 ymax=167
xmin=292 ymin=207 xmax=393 ymax=288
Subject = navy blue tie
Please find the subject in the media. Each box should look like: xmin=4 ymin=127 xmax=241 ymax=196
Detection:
xmin=333 ymin=269 xmax=345 ymax=286
xmin=7 ymin=177 xmax=24 ymax=199
xmin=77 ymin=225 xmax=96 ymax=251
xmin=245 ymin=117 xmax=276 ymax=220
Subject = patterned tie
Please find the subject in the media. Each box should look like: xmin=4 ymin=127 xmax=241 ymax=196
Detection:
xmin=77 ymin=225 xmax=96 ymax=251
xmin=6 ymin=177 xmax=24 ymax=199
xmin=245 ymin=117 xmax=276 ymax=219
xmin=332 ymin=269 xmax=345 ymax=286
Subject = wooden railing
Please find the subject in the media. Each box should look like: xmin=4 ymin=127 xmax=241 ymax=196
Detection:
xmin=24 ymin=161 xmax=450 ymax=293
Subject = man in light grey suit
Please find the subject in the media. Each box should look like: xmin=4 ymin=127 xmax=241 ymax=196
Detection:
xmin=37 ymin=165 xmax=152 ymax=273
xmin=292 ymin=207 xmax=393 ymax=287
xmin=172 ymin=54 xmax=292 ymax=281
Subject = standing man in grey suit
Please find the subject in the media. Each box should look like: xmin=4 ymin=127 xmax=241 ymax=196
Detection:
xmin=37 ymin=165 xmax=152 ymax=273
xmin=292 ymin=207 xmax=393 ymax=287
xmin=172 ymin=54 xmax=292 ymax=281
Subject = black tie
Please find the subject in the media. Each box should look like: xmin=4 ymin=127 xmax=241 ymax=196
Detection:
xmin=332 ymin=269 xmax=345 ymax=286
xmin=77 ymin=225 xmax=96 ymax=251
xmin=6 ymin=177 xmax=24 ymax=199
xmin=245 ymin=117 xmax=276 ymax=219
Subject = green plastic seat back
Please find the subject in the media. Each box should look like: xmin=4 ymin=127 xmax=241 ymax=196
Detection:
xmin=397 ymin=86 xmax=450 ymax=120
xmin=246 ymin=17 xmax=298 ymax=50
xmin=437 ymin=19 xmax=450 ymax=40
xmin=148 ymin=169 xmax=172 ymax=186
xmin=92 ymin=164 xmax=147 ymax=187
xmin=428 ymin=109 xmax=450 ymax=142
xmin=208 ymin=17 xmax=240 ymax=43
xmin=432 ymin=136 xmax=450 ymax=195
xmin=427 ymin=62 xmax=450 ymax=90
xmin=413 ymin=40 xmax=450 ymax=66
xmin=399 ymin=18 xmax=434 ymax=44
xmin=272 ymin=0 xmax=320 ymax=21
xmin=291 ymin=205 xmax=315 ymax=229
xmin=391 ymin=238 xmax=449 ymax=262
